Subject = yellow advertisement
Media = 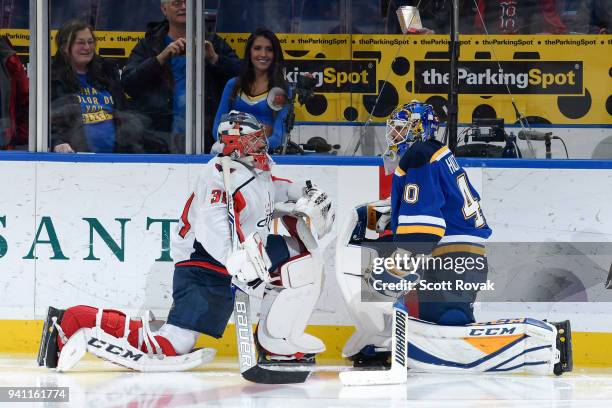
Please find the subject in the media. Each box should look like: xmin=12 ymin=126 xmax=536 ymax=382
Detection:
xmin=4 ymin=29 xmax=610 ymax=126
xmin=221 ymin=33 xmax=611 ymax=126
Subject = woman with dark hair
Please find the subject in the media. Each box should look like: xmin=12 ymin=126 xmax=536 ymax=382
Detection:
xmin=50 ymin=20 xmax=143 ymax=153
xmin=212 ymin=27 xmax=289 ymax=151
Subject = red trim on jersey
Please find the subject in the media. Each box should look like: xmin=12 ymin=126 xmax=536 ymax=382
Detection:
xmin=176 ymin=260 xmax=229 ymax=275
xmin=233 ymin=191 xmax=247 ymax=243
xmin=179 ymin=193 xmax=195 ymax=238
xmin=272 ymin=176 xmax=292 ymax=183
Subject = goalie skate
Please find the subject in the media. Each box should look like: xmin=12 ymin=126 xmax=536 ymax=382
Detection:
xmin=348 ymin=345 xmax=391 ymax=369
xmin=255 ymin=331 xmax=316 ymax=366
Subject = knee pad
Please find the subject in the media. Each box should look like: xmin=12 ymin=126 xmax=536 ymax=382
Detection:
xmin=335 ymin=206 xmax=395 ymax=357
xmin=279 ymin=253 xmax=318 ymax=288
xmin=257 ymin=254 xmax=325 ymax=355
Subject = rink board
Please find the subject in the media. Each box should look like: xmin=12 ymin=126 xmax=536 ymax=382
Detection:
xmin=0 ymin=153 xmax=611 ymax=364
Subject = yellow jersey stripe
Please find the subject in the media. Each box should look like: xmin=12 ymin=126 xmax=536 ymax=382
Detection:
xmin=396 ymin=225 xmax=445 ymax=236
xmin=395 ymin=167 xmax=406 ymax=177
xmin=432 ymin=244 xmax=486 ymax=257
xmin=430 ymin=146 xmax=451 ymax=163
xmin=240 ymin=91 xmax=267 ymax=102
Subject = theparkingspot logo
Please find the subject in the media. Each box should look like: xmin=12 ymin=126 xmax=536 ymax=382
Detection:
xmin=414 ymin=61 xmax=583 ymax=94
xmin=283 ymin=60 xmax=377 ymax=93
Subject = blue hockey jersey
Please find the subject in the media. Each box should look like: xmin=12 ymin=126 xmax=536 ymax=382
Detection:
xmin=391 ymin=140 xmax=492 ymax=255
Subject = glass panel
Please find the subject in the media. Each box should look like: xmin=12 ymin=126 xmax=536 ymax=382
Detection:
xmin=0 ymin=0 xmax=29 ymax=150
xmin=295 ymin=0 xmax=344 ymax=34
xmin=350 ymin=0 xmax=386 ymax=34
xmin=202 ymin=10 xmax=241 ymax=153
xmin=178 ymin=0 xmax=609 ymax=159
xmin=48 ymin=0 xmax=190 ymax=154
xmin=216 ymin=0 xmax=292 ymax=34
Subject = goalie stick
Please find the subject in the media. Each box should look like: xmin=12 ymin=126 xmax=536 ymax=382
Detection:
xmin=339 ymin=301 xmax=409 ymax=386
xmin=221 ymin=156 xmax=311 ymax=384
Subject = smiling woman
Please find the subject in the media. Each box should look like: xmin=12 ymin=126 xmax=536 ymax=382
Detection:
xmin=49 ymin=20 xmax=144 ymax=153
xmin=212 ymin=28 xmax=289 ymax=152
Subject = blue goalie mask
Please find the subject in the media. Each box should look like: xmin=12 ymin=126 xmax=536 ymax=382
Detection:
xmin=382 ymin=101 xmax=440 ymax=174
xmin=385 ymin=101 xmax=439 ymax=154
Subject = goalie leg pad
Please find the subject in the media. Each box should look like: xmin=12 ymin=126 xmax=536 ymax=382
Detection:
xmin=406 ymin=317 xmax=564 ymax=375
xmin=279 ymin=253 xmax=316 ymax=288
xmin=335 ymin=207 xmax=394 ymax=358
xmin=56 ymin=308 xmax=216 ymax=372
xmin=58 ymin=327 xmax=216 ymax=372
xmin=257 ymin=254 xmax=325 ymax=356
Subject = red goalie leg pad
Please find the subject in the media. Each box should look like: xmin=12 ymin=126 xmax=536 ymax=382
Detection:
xmin=58 ymin=305 xmax=177 ymax=356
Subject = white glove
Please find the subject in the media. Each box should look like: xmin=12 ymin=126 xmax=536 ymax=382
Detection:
xmin=294 ymin=185 xmax=335 ymax=239
xmin=226 ymin=232 xmax=272 ymax=283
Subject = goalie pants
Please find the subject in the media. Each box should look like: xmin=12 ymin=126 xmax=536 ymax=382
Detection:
xmin=405 ymin=249 xmax=489 ymax=326
xmin=168 ymin=234 xmax=296 ymax=338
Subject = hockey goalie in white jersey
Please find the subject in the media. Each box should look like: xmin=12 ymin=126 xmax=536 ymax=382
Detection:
xmin=37 ymin=111 xmax=335 ymax=372
xmin=337 ymin=101 xmax=572 ymax=380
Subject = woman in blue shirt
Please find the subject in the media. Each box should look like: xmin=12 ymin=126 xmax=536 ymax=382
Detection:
xmin=213 ymin=28 xmax=289 ymax=151
xmin=50 ymin=20 xmax=143 ymax=153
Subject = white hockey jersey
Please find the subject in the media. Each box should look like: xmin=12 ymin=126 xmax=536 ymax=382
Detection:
xmin=171 ymin=156 xmax=299 ymax=274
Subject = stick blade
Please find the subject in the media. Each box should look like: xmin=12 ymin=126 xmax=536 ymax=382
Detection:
xmin=339 ymin=369 xmax=406 ymax=386
xmin=242 ymin=365 xmax=311 ymax=384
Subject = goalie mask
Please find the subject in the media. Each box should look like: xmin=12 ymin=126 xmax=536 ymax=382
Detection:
xmin=218 ymin=111 xmax=270 ymax=171
xmin=382 ymin=101 xmax=439 ymax=174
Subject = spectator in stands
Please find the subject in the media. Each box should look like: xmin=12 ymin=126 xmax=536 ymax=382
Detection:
xmin=587 ymin=0 xmax=610 ymax=33
xmin=213 ymin=28 xmax=289 ymax=152
xmin=0 ymin=36 xmax=28 ymax=150
xmin=50 ymin=20 xmax=143 ymax=153
xmin=557 ymin=0 xmax=589 ymax=33
xmin=122 ymin=0 xmax=240 ymax=153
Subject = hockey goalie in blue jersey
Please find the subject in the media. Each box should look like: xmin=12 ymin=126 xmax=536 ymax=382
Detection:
xmin=336 ymin=101 xmax=572 ymax=376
